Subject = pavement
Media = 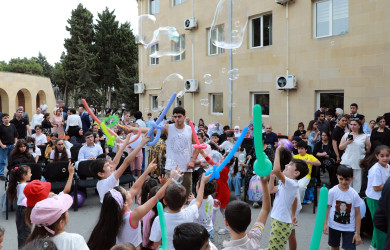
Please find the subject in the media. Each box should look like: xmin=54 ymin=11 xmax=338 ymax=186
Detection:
xmin=0 ymin=172 xmax=372 ymax=250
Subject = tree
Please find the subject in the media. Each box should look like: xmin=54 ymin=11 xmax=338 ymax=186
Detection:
xmin=6 ymin=58 xmax=43 ymax=75
xmin=35 ymin=52 xmax=54 ymax=79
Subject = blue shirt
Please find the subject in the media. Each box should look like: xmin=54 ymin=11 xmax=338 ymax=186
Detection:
xmin=263 ymin=132 xmax=278 ymax=146
xmin=77 ymin=143 xmax=103 ymax=162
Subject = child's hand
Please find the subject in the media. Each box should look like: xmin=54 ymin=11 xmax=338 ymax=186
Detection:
xmin=260 ymin=176 xmax=270 ymax=182
xmin=201 ymin=173 xmax=211 ymax=183
xmin=169 ymin=166 xmax=183 ymax=180
xmin=292 ymin=216 xmax=298 ymax=226
xmin=187 ymin=193 xmax=195 ymax=202
xmin=158 ymin=174 xmax=168 ymax=186
xmin=323 ymin=225 xmax=329 ymax=235
xmin=146 ymin=159 xmax=157 ymax=173
xmin=68 ymin=163 xmax=75 ymax=175
xmin=123 ymin=134 xmax=131 ymax=144
xmin=352 ymin=234 xmax=362 ymax=246
xmin=141 ymin=136 xmax=151 ymax=145
xmin=276 ymin=140 xmax=284 ymax=151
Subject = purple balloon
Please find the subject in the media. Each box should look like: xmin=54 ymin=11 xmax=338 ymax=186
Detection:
xmin=277 ymin=139 xmax=293 ymax=152
xmin=70 ymin=191 xmax=86 ymax=208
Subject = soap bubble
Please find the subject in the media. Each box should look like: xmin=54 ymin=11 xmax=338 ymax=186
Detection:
xmin=228 ymin=68 xmax=239 ymax=80
xmin=136 ymin=15 xmax=159 ymax=47
xmin=148 ymin=27 xmax=185 ymax=58
xmin=158 ymin=73 xmax=185 ymax=111
xmin=200 ymin=99 xmax=210 ymax=106
xmin=221 ymin=68 xmax=227 ymax=74
xmin=171 ymin=169 xmax=184 ymax=184
xmin=210 ymin=0 xmax=248 ymax=50
xmin=203 ymin=74 xmax=213 ymax=85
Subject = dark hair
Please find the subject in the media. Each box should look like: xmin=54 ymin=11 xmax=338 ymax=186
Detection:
xmin=325 ymin=111 xmax=333 ymax=116
xmin=320 ymin=103 xmax=327 ymax=108
xmin=47 ymin=133 xmax=59 ymax=147
xmin=7 ymin=165 xmax=30 ymax=203
xmin=140 ymin=179 xmax=158 ymax=205
xmin=338 ymin=114 xmax=349 ymax=121
xmin=350 ymin=119 xmax=364 ymax=134
xmin=1 ymin=113 xmax=9 ymax=119
xmin=17 ymin=108 xmax=23 ymax=112
xmin=88 ymin=186 xmax=126 ymax=250
xmin=297 ymin=140 xmax=308 ymax=150
xmin=225 ymin=200 xmax=251 ymax=233
xmin=198 ymin=118 xmax=204 ymax=126
xmin=318 ymin=111 xmax=325 ymax=117
xmin=211 ymin=133 xmax=220 ymax=138
xmin=172 ymin=107 xmax=185 ymax=116
xmin=226 ymin=131 xmax=234 ymax=138
xmin=92 ymin=124 xmax=99 ymax=129
xmin=223 ymin=125 xmax=230 ymax=131
xmin=85 ymin=131 xmax=93 ymax=138
xmin=11 ymin=139 xmax=32 ymax=159
xmin=44 ymin=113 xmax=50 ymax=119
xmin=321 ymin=131 xmax=331 ymax=141
xmin=70 ymin=109 xmax=76 ymax=114
xmin=376 ymin=116 xmax=385 ymax=123
xmin=147 ymin=113 xmax=152 ymax=116
xmin=173 ymin=223 xmax=209 ymax=250
xmin=164 ymin=183 xmax=187 ymax=211
xmin=306 ymin=120 xmax=316 ymax=135
xmin=291 ymin=159 xmax=309 ymax=180
xmin=134 ymin=111 xmax=142 ymax=120
xmin=337 ymin=165 xmax=353 ymax=178
xmin=360 ymin=145 xmax=390 ymax=171
xmin=202 ymin=179 xmax=217 ymax=197
xmin=280 ymin=147 xmax=293 ymax=172
xmin=89 ymin=159 xmax=107 ymax=179
xmin=110 ymin=243 xmax=136 ymax=250
xmin=34 ymin=125 xmax=43 ymax=131
xmin=54 ymin=139 xmax=68 ymax=162
xmin=297 ymin=122 xmax=304 ymax=129
xmin=22 ymin=238 xmax=58 ymax=250
xmin=26 ymin=213 xmax=66 ymax=243
xmin=26 ymin=136 xmax=36 ymax=153
xmin=350 ymin=103 xmax=358 ymax=108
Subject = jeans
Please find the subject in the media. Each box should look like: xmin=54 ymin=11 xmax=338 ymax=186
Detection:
xmin=228 ymin=172 xmax=242 ymax=196
xmin=0 ymin=144 xmax=14 ymax=176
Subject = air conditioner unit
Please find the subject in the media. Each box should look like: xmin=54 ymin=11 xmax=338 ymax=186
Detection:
xmin=134 ymin=83 xmax=145 ymax=94
xmin=276 ymin=75 xmax=297 ymax=90
xmin=275 ymin=0 xmax=292 ymax=5
xmin=135 ymin=35 xmax=143 ymax=45
xmin=184 ymin=17 xmax=198 ymax=30
xmin=184 ymin=79 xmax=198 ymax=92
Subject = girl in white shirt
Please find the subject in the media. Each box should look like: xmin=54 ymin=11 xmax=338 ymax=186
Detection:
xmin=32 ymin=125 xmax=47 ymax=146
xmin=361 ymin=145 xmax=390 ymax=250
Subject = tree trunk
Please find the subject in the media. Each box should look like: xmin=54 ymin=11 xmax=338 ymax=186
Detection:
xmin=63 ymin=82 xmax=68 ymax=106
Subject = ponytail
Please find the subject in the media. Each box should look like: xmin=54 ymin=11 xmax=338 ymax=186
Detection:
xmin=360 ymin=145 xmax=390 ymax=170
xmin=233 ymin=157 xmax=239 ymax=176
xmin=6 ymin=165 xmax=30 ymax=203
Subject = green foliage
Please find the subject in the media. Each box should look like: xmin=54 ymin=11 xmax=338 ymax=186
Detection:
xmin=35 ymin=52 xmax=54 ymax=78
xmin=3 ymin=57 xmax=44 ymax=75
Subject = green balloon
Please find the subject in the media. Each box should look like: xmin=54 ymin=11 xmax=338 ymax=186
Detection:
xmin=253 ymin=105 xmax=272 ymax=177
xmin=309 ymin=185 xmax=329 ymax=250
xmin=157 ymin=199 xmax=168 ymax=250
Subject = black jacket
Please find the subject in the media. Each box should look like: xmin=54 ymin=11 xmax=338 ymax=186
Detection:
xmin=374 ymin=177 xmax=390 ymax=249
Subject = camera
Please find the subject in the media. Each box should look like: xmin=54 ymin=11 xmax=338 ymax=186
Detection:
xmin=347 ymin=134 xmax=353 ymax=141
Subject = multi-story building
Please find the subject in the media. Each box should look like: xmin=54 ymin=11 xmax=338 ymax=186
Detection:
xmin=136 ymin=0 xmax=390 ymax=135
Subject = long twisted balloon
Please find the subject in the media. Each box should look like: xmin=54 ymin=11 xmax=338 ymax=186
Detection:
xmin=156 ymin=198 xmax=168 ymax=250
xmin=253 ymin=104 xmax=272 ymax=177
xmin=189 ymin=120 xmax=207 ymax=149
xmin=146 ymin=93 xmax=177 ymax=146
xmin=205 ymin=126 xmax=248 ymax=182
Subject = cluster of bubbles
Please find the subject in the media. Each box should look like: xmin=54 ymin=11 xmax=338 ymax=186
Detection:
xmin=157 ymin=73 xmax=185 ymax=111
xmin=200 ymin=99 xmax=210 ymax=106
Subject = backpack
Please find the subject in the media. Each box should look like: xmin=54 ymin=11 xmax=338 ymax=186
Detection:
xmin=248 ymin=175 xmax=263 ymax=202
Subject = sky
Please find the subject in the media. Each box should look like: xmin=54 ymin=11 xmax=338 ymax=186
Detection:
xmin=0 ymin=0 xmax=138 ymax=65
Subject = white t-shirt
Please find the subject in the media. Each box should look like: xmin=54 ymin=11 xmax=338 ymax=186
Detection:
xmin=149 ymin=204 xmax=199 ymax=250
xmin=51 ymin=232 xmax=89 ymax=250
xmin=97 ymin=173 xmax=119 ymax=203
xmin=116 ymin=211 xmax=142 ymax=247
xmin=165 ymin=124 xmax=193 ymax=172
xmin=222 ymin=222 xmax=265 ymax=250
xmin=31 ymin=114 xmax=44 ymax=129
xmin=270 ymin=177 xmax=299 ymax=223
xmin=328 ymin=185 xmax=363 ymax=232
xmin=50 ymin=149 xmax=71 ymax=160
xmin=17 ymin=183 xmax=27 ymax=206
xmin=40 ymin=104 xmax=48 ymax=112
xmin=190 ymin=195 xmax=214 ymax=232
xmin=135 ymin=119 xmax=146 ymax=128
xmin=220 ymin=140 xmax=234 ymax=153
xmin=32 ymin=133 xmax=47 ymax=146
xmin=365 ymin=162 xmax=390 ymax=200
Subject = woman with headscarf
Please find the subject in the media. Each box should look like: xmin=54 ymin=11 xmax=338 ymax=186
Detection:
xmin=234 ymin=125 xmax=241 ymax=138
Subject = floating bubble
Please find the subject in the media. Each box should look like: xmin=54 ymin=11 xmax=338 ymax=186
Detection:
xmin=200 ymin=99 xmax=210 ymax=106
xmin=171 ymin=169 xmax=184 ymax=184
xmin=228 ymin=68 xmax=239 ymax=80
xmin=221 ymin=68 xmax=227 ymax=74
xmin=148 ymin=27 xmax=185 ymax=58
xmin=203 ymin=74 xmax=213 ymax=85
xmin=136 ymin=14 xmax=159 ymax=47
xmin=210 ymin=0 xmax=248 ymax=50
xmin=158 ymin=73 xmax=185 ymax=110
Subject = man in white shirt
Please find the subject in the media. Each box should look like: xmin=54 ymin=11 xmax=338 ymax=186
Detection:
xmin=40 ymin=101 xmax=48 ymax=114
xmin=77 ymin=132 xmax=103 ymax=163
xmin=31 ymin=107 xmax=44 ymax=132
xmin=66 ymin=109 xmax=82 ymax=137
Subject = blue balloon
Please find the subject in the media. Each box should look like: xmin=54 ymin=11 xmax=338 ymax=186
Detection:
xmin=146 ymin=93 xmax=176 ymax=146
xmin=205 ymin=126 xmax=249 ymax=182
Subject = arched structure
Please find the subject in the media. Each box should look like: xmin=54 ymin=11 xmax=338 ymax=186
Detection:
xmin=36 ymin=90 xmax=46 ymax=110
xmin=0 ymin=88 xmax=9 ymax=113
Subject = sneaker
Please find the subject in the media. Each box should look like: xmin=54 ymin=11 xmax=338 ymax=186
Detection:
xmin=253 ymin=202 xmax=260 ymax=208
xmin=218 ymin=228 xmax=229 ymax=235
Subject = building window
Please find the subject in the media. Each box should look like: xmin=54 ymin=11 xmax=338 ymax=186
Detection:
xmin=173 ymin=0 xmax=186 ymax=6
xmin=314 ymin=0 xmax=348 ymax=38
xmin=149 ymin=44 xmax=159 ymax=65
xmin=250 ymin=13 xmax=272 ymax=48
xmin=151 ymin=95 xmax=158 ymax=111
xmin=176 ymin=96 xmax=184 ymax=107
xmin=211 ymin=94 xmax=223 ymax=114
xmin=316 ymin=90 xmax=344 ymax=112
xmin=150 ymin=0 xmax=160 ymax=14
xmin=208 ymin=25 xmax=225 ymax=56
xmin=173 ymin=35 xmax=185 ymax=61
xmin=252 ymin=93 xmax=270 ymax=116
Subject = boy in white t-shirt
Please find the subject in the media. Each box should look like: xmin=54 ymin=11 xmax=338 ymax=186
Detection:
xmin=323 ymin=165 xmax=363 ymax=250
xmin=90 ymin=134 xmax=150 ymax=203
xmin=189 ymin=179 xmax=217 ymax=237
xmin=268 ymin=142 xmax=309 ymax=249
xmin=149 ymin=174 xmax=211 ymax=249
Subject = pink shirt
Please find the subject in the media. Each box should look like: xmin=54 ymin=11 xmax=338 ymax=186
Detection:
xmin=142 ymin=210 xmax=156 ymax=249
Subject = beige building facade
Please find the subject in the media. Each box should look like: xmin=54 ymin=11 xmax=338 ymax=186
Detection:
xmin=137 ymin=0 xmax=390 ymax=135
xmin=0 ymin=72 xmax=56 ymax=120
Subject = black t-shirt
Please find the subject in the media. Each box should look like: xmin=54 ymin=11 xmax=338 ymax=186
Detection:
xmin=332 ymin=125 xmax=345 ymax=156
xmin=10 ymin=117 xmax=28 ymax=139
xmin=0 ymin=123 xmax=18 ymax=145
xmin=317 ymin=120 xmax=331 ymax=134
xmin=293 ymin=130 xmax=306 ymax=137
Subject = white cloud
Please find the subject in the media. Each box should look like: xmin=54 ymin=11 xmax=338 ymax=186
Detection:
xmin=0 ymin=0 xmax=138 ymax=65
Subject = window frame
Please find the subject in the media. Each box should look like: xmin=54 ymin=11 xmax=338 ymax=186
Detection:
xmin=211 ymin=93 xmax=224 ymax=115
xmin=315 ymin=90 xmax=344 ymax=111
xmin=251 ymin=92 xmax=270 ymax=117
xmin=208 ymin=25 xmax=225 ymax=56
xmin=173 ymin=35 xmax=186 ymax=62
xmin=149 ymin=43 xmax=159 ymax=65
xmin=151 ymin=95 xmax=158 ymax=111
xmin=173 ymin=0 xmax=187 ymax=6
xmin=313 ymin=0 xmax=349 ymax=38
xmin=249 ymin=13 xmax=272 ymax=49
xmin=149 ymin=0 xmax=160 ymax=14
